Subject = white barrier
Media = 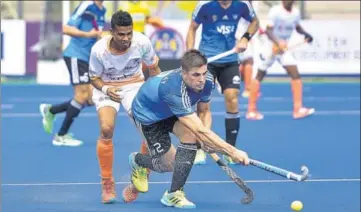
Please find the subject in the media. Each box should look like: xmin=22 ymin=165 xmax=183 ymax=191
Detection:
xmin=266 ymin=20 xmax=360 ymax=75
xmin=37 ymin=60 xmax=70 ymax=85
xmin=1 ymin=20 xmax=26 ymax=75
xmin=146 ymin=19 xmax=360 ymax=75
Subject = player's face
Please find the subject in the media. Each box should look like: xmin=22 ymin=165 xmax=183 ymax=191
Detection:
xmin=218 ymin=0 xmax=232 ymax=7
xmin=110 ymin=25 xmax=133 ymax=50
xmin=183 ymin=65 xmax=208 ymax=92
xmin=282 ymin=0 xmax=294 ymax=9
xmin=94 ymin=1 xmax=104 ymax=5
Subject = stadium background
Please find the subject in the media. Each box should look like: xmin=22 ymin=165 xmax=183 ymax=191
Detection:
xmin=1 ymin=2 xmax=360 ymax=212
xmin=1 ymin=1 xmax=360 ymax=83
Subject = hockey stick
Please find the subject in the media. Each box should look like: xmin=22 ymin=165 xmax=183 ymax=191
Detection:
xmin=209 ymin=153 xmax=254 ymax=204
xmin=250 ymin=159 xmax=309 ymax=182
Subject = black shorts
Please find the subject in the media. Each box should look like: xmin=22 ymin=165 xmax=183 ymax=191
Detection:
xmin=63 ymin=57 xmax=90 ymax=85
xmin=208 ymin=62 xmax=241 ymax=93
xmin=136 ymin=116 xmax=178 ymax=157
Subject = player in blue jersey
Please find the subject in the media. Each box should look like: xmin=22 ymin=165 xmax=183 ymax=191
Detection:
xmin=126 ymin=49 xmax=249 ymax=208
xmin=186 ymin=0 xmax=259 ymax=165
xmin=39 ymin=1 xmax=106 ymax=146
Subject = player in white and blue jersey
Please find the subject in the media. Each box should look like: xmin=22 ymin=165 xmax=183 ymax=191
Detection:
xmin=186 ymin=0 xmax=259 ymax=165
xmin=128 ymin=49 xmax=249 ymax=209
xmin=39 ymin=1 xmax=106 ymax=146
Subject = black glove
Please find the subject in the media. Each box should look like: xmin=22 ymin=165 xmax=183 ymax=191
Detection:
xmin=304 ymin=33 xmax=313 ymax=43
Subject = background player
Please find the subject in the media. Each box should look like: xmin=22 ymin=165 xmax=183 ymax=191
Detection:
xmin=89 ymin=10 xmax=160 ymax=204
xmin=119 ymin=1 xmax=164 ymax=34
xmin=246 ymin=0 xmax=314 ymax=120
xmin=39 ymin=0 xmax=105 ymax=146
xmin=238 ymin=0 xmax=256 ymax=98
xmin=127 ymin=49 xmax=249 ymax=208
xmin=186 ymin=0 xmax=259 ymax=165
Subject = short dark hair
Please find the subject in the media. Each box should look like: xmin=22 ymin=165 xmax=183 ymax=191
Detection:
xmin=181 ymin=49 xmax=207 ymax=72
xmin=111 ymin=10 xmax=133 ymax=28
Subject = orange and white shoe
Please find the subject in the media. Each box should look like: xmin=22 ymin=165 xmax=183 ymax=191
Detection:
xmin=293 ymin=107 xmax=315 ymax=119
xmin=246 ymin=111 xmax=264 ymax=120
xmin=101 ymin=178 xmax=116 ymax=204
xmin=122 ymin=184 xmax=139 ymax=203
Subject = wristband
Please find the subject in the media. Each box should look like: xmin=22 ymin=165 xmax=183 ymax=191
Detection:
xmin=242 ymin=32 xmax=252 ymax=41
xmin=101 ymin=85 xmax=110 ymax=94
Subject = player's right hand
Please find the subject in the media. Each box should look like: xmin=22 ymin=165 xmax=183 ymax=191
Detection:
xmin=230 ymin=149 xmax=250 ymax=165
xmin=304 ymin=33 xmax=313 ymax=43
xmin=106 ymin=87 xmax=121 ymax=103
xmin=87 ymin=29 xmax=102 ymax=38
xmin=235 ymin=37 xmax=249 ymax=53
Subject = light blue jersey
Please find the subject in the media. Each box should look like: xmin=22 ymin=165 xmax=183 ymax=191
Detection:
xmin=192 ymin=0 xmax=255 ymax=63
xmin=132 ymin=69 xmax=214 ymax=125
xmin=63 ymin=1 xmax=106 ymax=62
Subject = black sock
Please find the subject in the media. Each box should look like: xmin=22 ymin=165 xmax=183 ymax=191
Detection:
xmin=135 ymin=153 xmax=154 ymax=170
xmin=225 ymin=112 xmax=240 ymax=146
xmin=49 ymin=101 xmax=70 ymax=114
xmin=169 ymin=143 xmax=197 ymax=193
xmin=58 ymin=99 xmax=82 ymax=136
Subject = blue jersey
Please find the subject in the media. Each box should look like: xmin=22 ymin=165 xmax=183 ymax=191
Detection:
xmin=132 ymin=69 xmax=214 ymax=125
xmin=192 ymin=1 xmax=255 ymax=63
xmin=63 ymin=1 xmax=106 ymax=62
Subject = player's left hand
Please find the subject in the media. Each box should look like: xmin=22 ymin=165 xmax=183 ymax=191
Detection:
xmin=304 ymin=33 xmax=313 ymax=43
xmin=106 ymin=86 xmax=121 ymax=103
xmin=234 ymin=37 xmax=249 ymax=53
xmin=230 ymin=148 xmax=250 ymax=166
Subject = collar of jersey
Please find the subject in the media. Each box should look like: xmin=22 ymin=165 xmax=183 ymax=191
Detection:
xmin=106 ymin=37 xmax=131 ymax=55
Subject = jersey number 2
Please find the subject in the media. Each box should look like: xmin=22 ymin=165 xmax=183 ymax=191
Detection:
xmin=153 ymin=142 xmax=164 ymax=153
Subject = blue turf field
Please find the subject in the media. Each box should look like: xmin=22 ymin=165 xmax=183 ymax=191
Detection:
xmin=1 ymin=83 xmax=360 ymax=212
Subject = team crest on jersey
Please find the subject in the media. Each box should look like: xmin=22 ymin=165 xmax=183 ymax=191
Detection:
xmin=124 ymin=58 xmax=141 ymax=72
xmin=212 ymin=15 xmax=217 ymax=22
xmin=150 ymin=27 xmax=184 ymax=59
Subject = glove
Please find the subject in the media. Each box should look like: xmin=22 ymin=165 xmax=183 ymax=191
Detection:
xmin=304 ymin=33 xmax=313 ymax=43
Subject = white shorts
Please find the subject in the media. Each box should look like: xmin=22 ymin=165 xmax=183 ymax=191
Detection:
xmin=258 ymin=45 xmax=297 ymax=71
xmin=92 ymin=82 xmax=143 ymax=115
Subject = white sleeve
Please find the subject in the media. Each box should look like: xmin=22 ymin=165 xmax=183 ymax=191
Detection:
xmin=141 ymin=37 xmax=159 ymax=68
xmin=294 ymin=9 xmax=301 ymax=25
xmin=89 ymin=49 xmax=104 ymax=79
xmin=267 ymin=7 xmax=277 ymax=27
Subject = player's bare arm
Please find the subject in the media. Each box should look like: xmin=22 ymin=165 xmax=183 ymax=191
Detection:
xmin=63 ymin=25 xmax=100 ymax=38
xmin=265 ymin=25 xmax=287 ymax=50
xmin=147 ymin=61 xmax=161 ymax=77
xmin=236 ymin=14 xmax=260 ymax=53
xmin=145 ymin=16 xmax=165 ymax=28
xmin=178 ymin=113 xmax=249 ymax=165
xmin=295 ymin=24 xmax=313 ymax=43
xmin=243 ymin=16 xmax=260 ymax=39
xmin=197 ymin=101 xmax=212 ymax=129
xmin=265 ymin=25 xmax=287 ymax=53
xmin=186 ymin=20 xmax=200 ymax=50
xmin=196 ymin=101 xmax=212 ymax=153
